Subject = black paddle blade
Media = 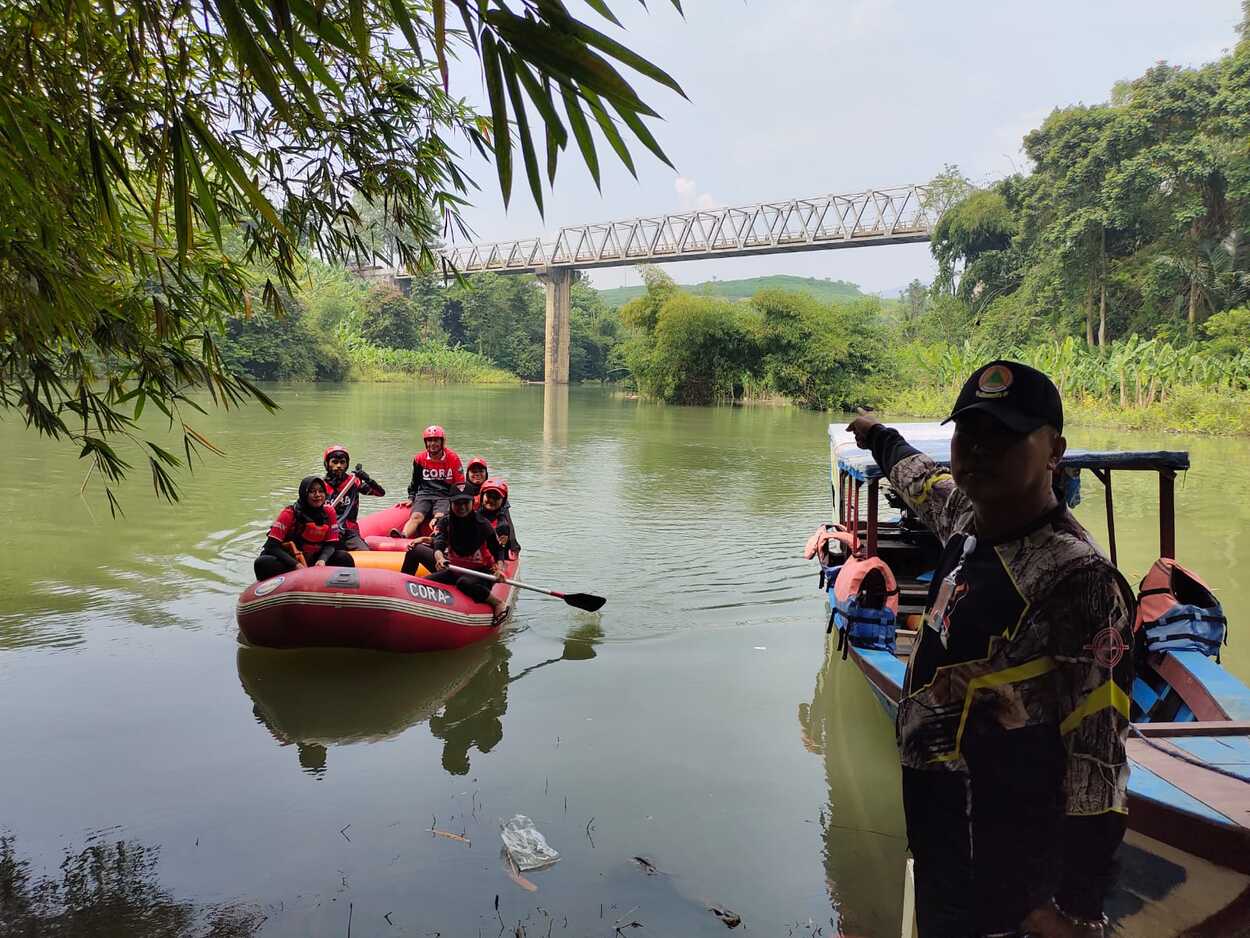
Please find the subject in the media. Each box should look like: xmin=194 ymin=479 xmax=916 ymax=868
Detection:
xmin=563 ymin=592 xmax=606 ymax=612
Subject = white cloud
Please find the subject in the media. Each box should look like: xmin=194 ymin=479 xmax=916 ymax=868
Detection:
xmin=675 ymin=175 xmax=718 ymax=212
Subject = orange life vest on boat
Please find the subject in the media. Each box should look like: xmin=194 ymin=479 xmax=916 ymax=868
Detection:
xmin=1135 ymin=557 xmax=1227 ymax=660
xmin=827 ymin=556 xmax=900 ymax=657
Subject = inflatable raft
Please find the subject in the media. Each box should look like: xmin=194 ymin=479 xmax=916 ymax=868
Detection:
xmin=237 ymin=503 xmax=516 ymax=653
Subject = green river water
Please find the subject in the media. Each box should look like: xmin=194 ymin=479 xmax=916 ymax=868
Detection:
xmin=3 ymin=384 xmax=1248 ymax=936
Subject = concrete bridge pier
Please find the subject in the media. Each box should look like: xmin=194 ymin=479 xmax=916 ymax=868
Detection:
xmin=538 ymin=267 xmax=572 ymax=384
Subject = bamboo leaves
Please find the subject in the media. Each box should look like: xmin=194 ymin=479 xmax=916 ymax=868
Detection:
xmin=0 ymin=0 xmax=682 ymax=505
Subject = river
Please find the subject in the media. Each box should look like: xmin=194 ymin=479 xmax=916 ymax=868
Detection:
xmin=3 ymin=384 xmax=1248 ymax=936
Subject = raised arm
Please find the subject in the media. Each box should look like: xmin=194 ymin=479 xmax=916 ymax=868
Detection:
xmin=847 ymin=416 xmax=969 ymax=545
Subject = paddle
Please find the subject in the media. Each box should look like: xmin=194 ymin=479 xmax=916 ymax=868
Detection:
xmin=329 ymin=464 xmax=371 ymax=511
xmin=447 ymin=563 xmax=606 ymax=612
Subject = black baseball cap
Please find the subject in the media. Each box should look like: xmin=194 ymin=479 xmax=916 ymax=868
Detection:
xmin=942 ymin=360 xmax=1063 ymax=434
xmin=449 ymin=489 xmax=475 ymax=503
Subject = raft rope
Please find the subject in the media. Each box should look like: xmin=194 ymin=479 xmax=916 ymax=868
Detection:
xmin=1128 ymin=723 xmax=1250 ymax=785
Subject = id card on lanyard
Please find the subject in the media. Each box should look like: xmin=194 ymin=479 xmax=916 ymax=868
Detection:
xmin=926 ymin=535 xmax=977 ymax=649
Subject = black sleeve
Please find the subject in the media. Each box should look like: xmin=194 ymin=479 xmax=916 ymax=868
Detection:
xmin=260 ymin=537 xmax=300 ymax=571
xmin=367 ymin=480 xmax=386 ymax=497
xmin=314 ymin=542 xmax=337 ymax=564
xmin=866 ymin=424 xmax=923 ymax=477
xmin=408 ymin=460 xmax=420 ymax=499
xmin=1057 ymin=812 xmax=1127 ymax=919
xmin=503 ymin=506 xmax=519 ymax=552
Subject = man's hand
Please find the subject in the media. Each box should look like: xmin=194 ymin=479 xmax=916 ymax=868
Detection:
xmin=315 ymin=559 xmax=327 ymax=567
xmin=398 ymin=498 xmax=412 ymax=508
xmin=434 ymin=550 xmax=447 ymax=572
xmin=846 ymin=410 xmax=882 ymax=449
xmin=493 ymin=563 xmax=506 ymax=582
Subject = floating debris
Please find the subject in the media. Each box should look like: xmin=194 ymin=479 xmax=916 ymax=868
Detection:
xmin=500 ymin=815 xmax=560 ymax=871
xmin=708 ymin=905 xmax=742 ymax=929
xmin=502 ymin=851 xmax=538 ymax=892
xmin=631 ymin=856 xmax=658 ymax=875
xmin=430 ymin=829 xmax=471 ymax=845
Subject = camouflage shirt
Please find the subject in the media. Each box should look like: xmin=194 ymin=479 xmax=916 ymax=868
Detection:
xmin=882 ymin=438 xmax=1134 ymax=816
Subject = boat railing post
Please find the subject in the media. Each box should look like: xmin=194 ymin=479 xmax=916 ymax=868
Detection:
xmin=867 ymin=479 xmax=879 ymax=557
xmin=1160 ymin=470 xmax=1176 ymax=559
xmin=1093 ymin=468 xmax=1117 ymax=568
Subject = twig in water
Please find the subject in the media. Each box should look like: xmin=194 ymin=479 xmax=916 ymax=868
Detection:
xmin=346 ymin=901 xmax=353 ymax=938
xmin=563 ymin=796 xmax=567 ymax=814
xmin=384 ymin=912 xmax=393 ymax=926
xmin=340 ymin=824 xmax=352 ymax=842
xmin=584 ymin=817 xmax=596 ymax=848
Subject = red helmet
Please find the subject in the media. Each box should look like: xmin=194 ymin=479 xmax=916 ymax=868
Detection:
xmin=322 ymin=444 xmax=349 ymax=468
xmin=423 ymin=425 xmax=445 ymax=441
xmin=466 ymin=456 xmax=489 ymax=474
xmin=480 ymin=478 xmax=508 ymax=501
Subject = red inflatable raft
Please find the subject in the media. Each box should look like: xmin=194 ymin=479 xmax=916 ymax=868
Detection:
xmin=237 ymin=504 xmax=517 ymax=653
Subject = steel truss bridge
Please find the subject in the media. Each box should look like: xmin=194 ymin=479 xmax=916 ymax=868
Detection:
xmin=438 ymin=184 xmax=938 ymax=275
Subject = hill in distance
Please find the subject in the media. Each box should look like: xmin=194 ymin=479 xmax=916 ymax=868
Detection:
xmin=596 ymin=274 xmax=866 ymax=308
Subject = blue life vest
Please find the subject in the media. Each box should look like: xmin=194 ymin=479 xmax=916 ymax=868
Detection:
xmin=824 ymin=557 xmax=899 ymax=658
xmin=1136 ymin=558 xmax=1227 ymax=662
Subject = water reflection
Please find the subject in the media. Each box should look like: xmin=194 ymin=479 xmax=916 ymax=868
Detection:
xmin=542 ymin=383 xmax=569 ymax=451
xmin=0 ymin=832 xmax=262 ymax=935
xmin=237 ymin=642 xmax=496 ymax=777
xmin=238 ymin=625 xmax=604 ymax=779
xmin=798 ymin=635 xmax=907 ymax=937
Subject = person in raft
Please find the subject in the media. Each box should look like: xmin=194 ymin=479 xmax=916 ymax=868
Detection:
xmin=321 ymin=444 xmax=385 ymax=551
xmin=254 ymin=476 xmax=356 ymax=580
xmin=847 ymin=361 xmax=1134 ymax=938
xmin=392 ymin=424 xmax=464 ymax=538
xmin=462 ymin=456 xmax=490 ymax=499
xmin=476 ymin=478 xmax=520 ymax=554
xmin=401 ymin=489 xmax=508 ymax=624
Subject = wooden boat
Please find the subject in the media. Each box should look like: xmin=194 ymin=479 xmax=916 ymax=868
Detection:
xmin=819 ymin=423 xmax=1250 ymax=874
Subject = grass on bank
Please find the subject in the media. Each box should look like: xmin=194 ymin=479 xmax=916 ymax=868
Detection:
xmin=345 ymin=341 xmax=518 ymax=384
xmin=878 ymin=383 xmax=1250 ymax=435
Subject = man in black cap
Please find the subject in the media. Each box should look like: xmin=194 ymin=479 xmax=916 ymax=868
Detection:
xmin=848 ymin=361 xmax=1134 ymax=938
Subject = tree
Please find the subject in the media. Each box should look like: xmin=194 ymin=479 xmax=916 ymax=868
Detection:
xmin=359 ymin=284 xmax=421 ymax=350
xmin=1 ymin=0 xmax=683 ymax=506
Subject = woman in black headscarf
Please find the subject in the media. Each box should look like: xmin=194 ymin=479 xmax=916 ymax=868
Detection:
xmin=254 ymin=476 xmax=356 ymax=581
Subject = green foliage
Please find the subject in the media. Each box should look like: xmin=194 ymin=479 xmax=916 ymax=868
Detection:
xmin=447 ymin=274 xmax=546 ymax=379
xmin=752 ymin=291 xmax=890 ymax=409
xmin=620 ymin=274 xmax=761 ymax=405
xmin=1 ymin=0 xmax=680 ymax=503
xmin=219 ymin=288 xmax=349 ymax=382
xmin=360 ymin=284 xmax=422 ymax=351
xmin=598 ymin=273 xmax=865 ymax=309
xmin=344 ymin=340 xmax=516 ymax=385
xmin=1204 ymin=306 xmax=1250 ymax=356
xmin=931 ymin=189 xmax=1017 ymax=299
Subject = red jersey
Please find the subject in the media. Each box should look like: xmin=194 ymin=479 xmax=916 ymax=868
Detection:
xmin=268 ymin=505 xmax=339 ymax=554
xmin=408 ymin=447 xmax=465 ymax=498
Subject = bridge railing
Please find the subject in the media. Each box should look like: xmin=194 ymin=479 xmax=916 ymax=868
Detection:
xmin=437 ymin=184 xmax=939 ymax=274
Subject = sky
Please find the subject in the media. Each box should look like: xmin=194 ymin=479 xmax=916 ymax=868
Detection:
xmin=446 ymin=0 xmax=1243 ymax=295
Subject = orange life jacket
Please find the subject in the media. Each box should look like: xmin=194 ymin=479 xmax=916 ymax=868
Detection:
xmin=1135 ymin=557 xmax=1227 ymax=660
xmin=827 ymin=556 xmax=900 ymax=657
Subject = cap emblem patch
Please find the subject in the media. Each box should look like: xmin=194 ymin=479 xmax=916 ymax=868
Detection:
xmin=975 ymin=364 xmax=1013 ymax=399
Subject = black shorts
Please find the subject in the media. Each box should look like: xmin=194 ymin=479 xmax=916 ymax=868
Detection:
xmin=410 ymin=496 xmax=450 ymax=519
xmin=340 ymin=530 xmax=370 ymax=551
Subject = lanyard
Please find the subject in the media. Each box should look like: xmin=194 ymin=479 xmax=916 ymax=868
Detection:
xmin=926 ymin=535 xmax=977 ymax=649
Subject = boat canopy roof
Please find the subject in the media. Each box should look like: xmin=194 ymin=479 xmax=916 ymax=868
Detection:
xmin=829 ymin=423 xmax=1190 ymax=483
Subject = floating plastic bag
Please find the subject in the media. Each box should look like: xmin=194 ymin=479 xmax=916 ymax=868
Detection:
xmin=500 ymin=814 xmax=560 ymax=871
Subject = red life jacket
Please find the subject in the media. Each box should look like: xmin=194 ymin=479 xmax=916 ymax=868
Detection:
xmin=269 ymin=505 xmax=339 ymax=555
